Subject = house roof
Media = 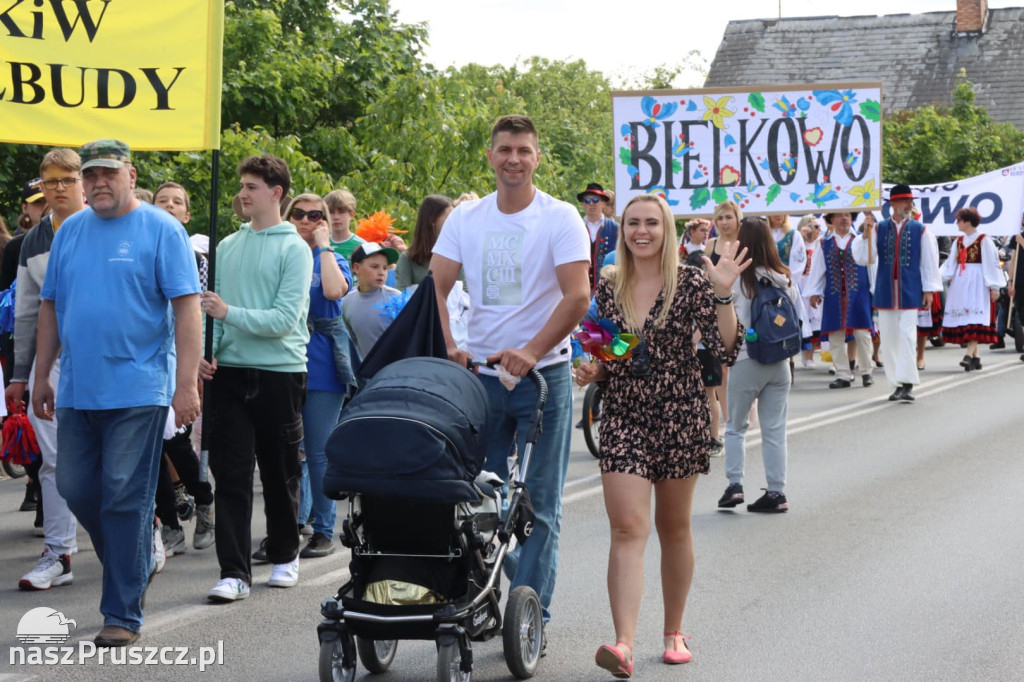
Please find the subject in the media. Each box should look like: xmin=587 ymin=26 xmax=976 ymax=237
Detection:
xmin=705 ymin=7 xmax=1024 ymax=129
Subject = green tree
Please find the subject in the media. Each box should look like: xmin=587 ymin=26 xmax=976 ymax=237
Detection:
xmin=883 ymin=72 xmax=1024 ymax=184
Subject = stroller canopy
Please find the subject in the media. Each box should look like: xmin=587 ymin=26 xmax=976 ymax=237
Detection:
xmin=324 ymin=357 xmax=491 ymax=504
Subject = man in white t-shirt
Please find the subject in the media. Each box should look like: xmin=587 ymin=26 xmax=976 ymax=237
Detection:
xmin=431 ymin=115 xmax=591 ymax=632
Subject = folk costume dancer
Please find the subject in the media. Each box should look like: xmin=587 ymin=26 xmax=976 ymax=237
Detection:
xmin=852 ymin=185 xmax=941 ymax=402
xmin=807 ymin=212 xmax=874 ymax=388
xmin=939 ymin=208 xmax=1002 ymax=371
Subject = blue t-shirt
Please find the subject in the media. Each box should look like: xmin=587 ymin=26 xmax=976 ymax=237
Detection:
xmin=40 ymin=202 xmax=201 ymax=409
xmin=307 ymin=250 xmax=353 ymax=393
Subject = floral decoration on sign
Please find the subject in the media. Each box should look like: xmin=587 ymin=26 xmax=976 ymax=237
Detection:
xmin=702 ymin=96 xmax=734 ymax=130
xmin=813 ymin=89 xmax=858 ymax=126
xmin=806 ymin=183 xmax=839 ymax=207
xmin=640 ymin=96 xmax=678 ymax=129
xmin=847 ymin=178 xmax=880 ymax=207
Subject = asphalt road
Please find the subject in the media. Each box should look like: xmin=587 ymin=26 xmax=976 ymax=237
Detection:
xmin=1 ymin=343 xmax=1022 ymax=682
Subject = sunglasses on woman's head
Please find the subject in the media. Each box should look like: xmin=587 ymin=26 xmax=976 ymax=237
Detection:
xmin=289 ymin=208 xmax=325 ymax=223
xmin=582 ymin=197 xmax=602 ymax=205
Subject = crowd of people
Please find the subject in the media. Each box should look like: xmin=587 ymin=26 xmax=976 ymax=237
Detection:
xmin=0 ymin=115 xmax=1021 ymax=678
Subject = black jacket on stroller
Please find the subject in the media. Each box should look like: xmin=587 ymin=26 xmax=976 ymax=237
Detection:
xmin=323 ymin=356 xmax=491 ymax=504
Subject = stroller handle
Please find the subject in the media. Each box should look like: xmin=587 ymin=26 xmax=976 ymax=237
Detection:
xmin=468 ymin=360 xmax=548 ymax=413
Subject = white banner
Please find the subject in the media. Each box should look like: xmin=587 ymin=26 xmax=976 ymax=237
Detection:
xmin=881 ymin=163 xmax=1024 ymax=237
xmin=612 ymin=83 xmax=883 ymax=217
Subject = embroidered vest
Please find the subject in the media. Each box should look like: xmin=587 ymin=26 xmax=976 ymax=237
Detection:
xmin=874 ymin=219 xmax=924 ymax=310
xmin=820 ymin=235 xmax=872 ymax=333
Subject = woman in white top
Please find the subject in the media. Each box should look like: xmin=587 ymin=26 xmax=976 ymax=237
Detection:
xmin=796 ymin=215 xmax=822 ymax=367
xmin=940 ymin=206 xmax=1003 ymax=371
xmin=768 ymin=214 xmax=807 ymax=280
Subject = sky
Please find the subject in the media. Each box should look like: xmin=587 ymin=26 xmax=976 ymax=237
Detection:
xmin=389 ymin=0 xmax=1021 ymax=86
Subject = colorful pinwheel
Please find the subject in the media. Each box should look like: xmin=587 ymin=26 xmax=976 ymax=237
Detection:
xmin=572 ymin=319 xmax=641 ymax=362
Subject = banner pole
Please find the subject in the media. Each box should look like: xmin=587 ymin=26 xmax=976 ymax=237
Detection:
xmin=198 ymin=148 xmax=219 ymax=482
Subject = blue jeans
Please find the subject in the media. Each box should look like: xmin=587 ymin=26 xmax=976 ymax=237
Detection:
xmin=56 ymin=406 xmax=168 ymax=632
xmin=479 ymin=363 xmax=572 ymax=622
xmin=300 ymin=390 xmax=345 ymax=537
xmin=308 ymin=315 xmax=360 ymax=392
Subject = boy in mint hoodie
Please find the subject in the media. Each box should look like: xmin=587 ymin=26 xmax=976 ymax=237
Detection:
xmin=199 ymin=155 xmax=312 ymax=602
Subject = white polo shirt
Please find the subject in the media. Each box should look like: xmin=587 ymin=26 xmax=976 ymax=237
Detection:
xmin=432 ymin=190 xmax=590 ymax=369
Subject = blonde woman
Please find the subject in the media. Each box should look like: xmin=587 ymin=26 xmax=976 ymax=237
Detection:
xmin=703 ymin=201 xmax=742 ymax=441
xmin=575 ymin=195 xmax=747 ymax=677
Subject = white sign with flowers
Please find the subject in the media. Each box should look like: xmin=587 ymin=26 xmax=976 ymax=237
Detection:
xmin=611 ymin=83 xmax=883 ymax=217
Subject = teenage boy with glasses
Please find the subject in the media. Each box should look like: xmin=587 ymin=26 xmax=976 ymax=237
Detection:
xmin=8 ymin=148 xmax=85 ymax=592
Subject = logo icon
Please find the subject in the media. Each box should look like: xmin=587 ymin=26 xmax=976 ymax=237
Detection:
xmin=117 ymin=241 xmax=132 ymax=258
xmin=17 ymin=607 xmax=77 ymax=644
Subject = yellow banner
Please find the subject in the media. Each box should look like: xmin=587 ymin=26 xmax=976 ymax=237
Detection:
xmin=0 ymin=0 xmax=223 ymax=150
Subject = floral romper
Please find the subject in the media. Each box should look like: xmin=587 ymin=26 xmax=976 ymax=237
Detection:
xmin=596 ymin=265 xmax=741 ymax=481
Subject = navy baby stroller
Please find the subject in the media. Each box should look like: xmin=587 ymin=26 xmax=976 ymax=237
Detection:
xmin=317 ymin=356 xmax=547 ymax=682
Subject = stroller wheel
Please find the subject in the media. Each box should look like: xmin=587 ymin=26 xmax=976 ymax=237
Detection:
xmin=318 ymin=636 xmax=356 ymax=682
xmin=502 ymin=586 xmax=543 ymax=679
xmin=436 ymin=641 xmax=471 ymax=682
xmin=356 ymin=637 xmax=397 ymax=674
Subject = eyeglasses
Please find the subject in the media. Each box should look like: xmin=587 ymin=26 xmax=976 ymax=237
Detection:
xmin=630 ymin=341 xmax=651 ymax=377
xmin=41 ymin=177 xmax=80 ymax=189
xmin=582 ymin=197 xmax=602 ymax=205
xmin=289 ymin=208 xmax=325 ymax=223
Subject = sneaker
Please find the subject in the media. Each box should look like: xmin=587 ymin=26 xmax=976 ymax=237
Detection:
xmin=19 ymin=550 xmax=73 ymax=590
xmin=152 ymin=521 xmax=166 ymax=574
xmin=161 ymin=525 xmax=186 ymax=557
xmin=19 ymin=482 xmax=38 ymax=511
xmin=252 ymin=537 xmax=269 ymax=563
xmin=862 ymin=374 xmax=874 ymax=387
xmin=802 ymin=357 xmax=815 ymax=369
xmin=827 ymin=366 xmax=837 ymax=375
xmin=268 ymin=559 xmax=299 ymax=588
xmin=193 ymin=503 xmax=215 ymax=550
xmin=207 ymin=577 xmax=250 ymax=602
xmin=717 ymin=483 xmax=744 ymax=508
xmin=300 ymin=533 xmax=336 ymax=558
xmin=175 ymin=486 xmax=195 ymax=522
xmin=708 ymin=439 xmax=724 ymax=458
xmin=747 ymin=490 xmax=789 ymax=513
xmin=299 ymin=523 xmax=314 ymax=537
xmin=828 ymin=378 xmax=851 ymax=389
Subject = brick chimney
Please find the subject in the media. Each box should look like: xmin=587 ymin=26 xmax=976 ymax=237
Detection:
xmin=956 ymin=0 xmax=988 ymax=33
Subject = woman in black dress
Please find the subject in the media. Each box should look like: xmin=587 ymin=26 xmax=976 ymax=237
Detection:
xmin=575 ymin=194 xmax=747 ymax=677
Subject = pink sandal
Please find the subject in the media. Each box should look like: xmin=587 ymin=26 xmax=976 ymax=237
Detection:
xmin=595 ymin=642 xmax=633 ymax=679
xmin=663 ymin=631 xmax=692 ymax=664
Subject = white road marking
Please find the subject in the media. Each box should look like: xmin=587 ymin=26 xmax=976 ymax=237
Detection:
xmin=127 ymin=361 xmax=1022 ymax=642
xmin=562 ymin=360 xmax=1023 ymax=503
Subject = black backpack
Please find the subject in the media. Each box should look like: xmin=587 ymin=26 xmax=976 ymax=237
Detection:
xmin=745 ymin=276 xmax=801 ymax=364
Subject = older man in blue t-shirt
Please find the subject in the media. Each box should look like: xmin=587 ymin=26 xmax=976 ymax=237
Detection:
xmin=33 ymin=139 xmax=202 ymax=648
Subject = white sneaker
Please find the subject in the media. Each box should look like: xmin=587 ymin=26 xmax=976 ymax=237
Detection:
xmin=207 ymin=577 xmax=250 ymax=602
xmin=802 ymin=357 xmax=815 ymax=369
xmin=268 ymin=559 xmax=299 ymax=588
xmin=19 ymin=549 xmax=73 ymax=590
xmin=152 ymin=521 xmax=166 ymax=574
